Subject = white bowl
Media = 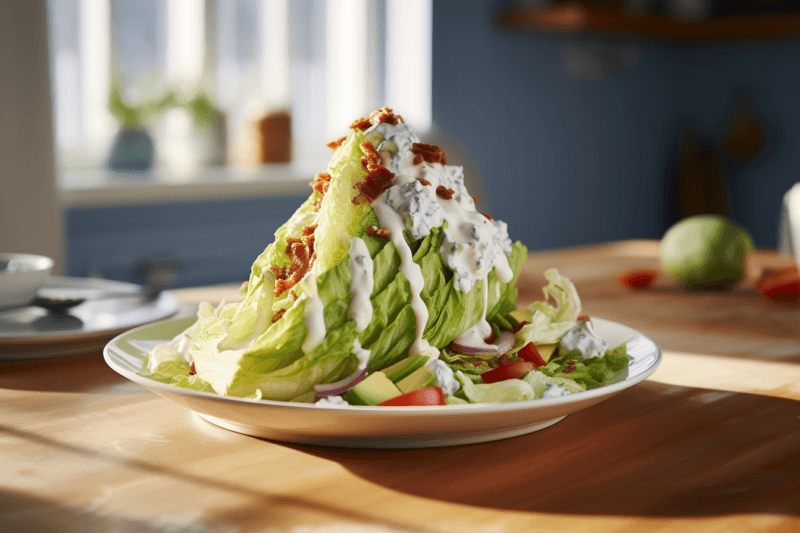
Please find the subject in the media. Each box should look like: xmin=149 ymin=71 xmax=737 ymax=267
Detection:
xmin=0 ymin=253 xmax=54 ymax=308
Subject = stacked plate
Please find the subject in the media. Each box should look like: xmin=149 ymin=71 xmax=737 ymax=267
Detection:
xmin=0 ymin=276 xmax=182 ymax=360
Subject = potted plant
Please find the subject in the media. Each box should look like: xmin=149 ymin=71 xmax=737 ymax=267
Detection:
xmin=107 ymin=79 xmax=176 ymax=172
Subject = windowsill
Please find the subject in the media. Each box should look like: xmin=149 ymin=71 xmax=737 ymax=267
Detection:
xmin=56 ymin=161 xmax=325 ymax=209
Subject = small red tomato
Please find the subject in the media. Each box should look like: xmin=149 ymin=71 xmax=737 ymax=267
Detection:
xmin=378 ymin=386 xmax=446 ymax=406
xmin=517 ymin=343 xmax=546 ymax=368
xmin=481 ymin=361 xmax=534 ymax=384
xmin=619 ymin=269 xmax=658 ymax=289
xmin=756 ymin=267 xmax=800 ymax=302
xmin=512 ymin=321 xmax=529 ymax=334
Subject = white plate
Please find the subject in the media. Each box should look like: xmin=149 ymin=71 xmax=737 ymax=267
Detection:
xmin=1 ymin=276 xmax=182 ymax=360
xmin=103 ymin=317 xmax=662 ymax=449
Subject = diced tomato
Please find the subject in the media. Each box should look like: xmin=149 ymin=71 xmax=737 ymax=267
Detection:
xmin=517 ymin=342 xmax=546 ymax=368
xmin=481 ymin=361 xmax=534 ymax=383
xmin=619 ymin=269 xmax=658 ymax=289
xmin=378 ymin=386 xmax=446 ymax=406
xmin=512 ymin=321 xmax=529 ymax=334
xmin=756 ymin=267 xmax=800 ymax=302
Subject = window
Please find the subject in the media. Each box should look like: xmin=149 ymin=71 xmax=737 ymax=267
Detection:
xmin=48 ymin=0 xmax=432 ymax=174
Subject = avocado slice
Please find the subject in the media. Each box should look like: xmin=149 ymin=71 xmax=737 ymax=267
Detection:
xmin=382 ymin=355 xmax=429 ymax=383
xmin=508 ymin=308 xmax=533 ymax=327
xmin=396 ymin=366 xmax=436 ymax=394
xmin=342 ymin=372 xmax=402 ymax=406
xmin=536 ymin=343 xmax=558 ymax=363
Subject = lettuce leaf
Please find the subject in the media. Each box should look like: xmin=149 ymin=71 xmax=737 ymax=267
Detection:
xmin=517 ymin=268 xmax=581 ymax=345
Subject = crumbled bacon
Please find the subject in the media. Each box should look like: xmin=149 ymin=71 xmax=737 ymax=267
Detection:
xmin=413 ymin=153 xmax=424 ymax=165
xmin=189 ymin=362 xmax=196 ymax=375
xmin=310 ymin=172 xmax=331 ymax=196
xmin=366 ymin=225 xmax=390 ymax=238
xmin=290 ymin=290 xmax=298 ymax=300
xmin=564 ymin=360 xmax=577 ymax=374
xmin=470 ymin=194 xmax=477 ymax=204
xmin=350 ymin=107 xmax=404 ymax=131
xmin=327 ymin=136 xmax=347 ymax=150
xmin=349 ymin=107 xmax=405 ymax=131
xmin=417 ymin=177 xmax=431 ymax=186
xmin=350 ymin=117 xmax=372 ymax=131
xmin=411 ymin=143 xmax=446 ymax=165
xmin=353 ymin=164 xmax=395 ymax=205
xmin=272 ymin=223 xmax=318 ymax=297
xmin=483 ymin=213 xmax=494 ymax=221
xmin=313 ymin=198 xmax=322 ymax=211
xmin=272 ymin=309 xmax=286 ymax=323
xmin=269 ymin=265 xmax=287 ymax=279
xmin=360 ymin=141 xmax=382 ymax=167
xmin=436 ymin=185 xmax=455 ymax=200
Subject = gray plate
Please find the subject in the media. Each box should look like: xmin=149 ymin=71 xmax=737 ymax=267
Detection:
xmin=0 ymin=276 xmax=181 ymax=359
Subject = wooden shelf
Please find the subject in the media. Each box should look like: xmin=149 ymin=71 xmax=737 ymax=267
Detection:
xmin=496 ymin=3 xmax=800 ymax=41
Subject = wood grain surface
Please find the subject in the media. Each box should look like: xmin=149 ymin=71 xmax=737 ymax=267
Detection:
xmin=2 ymin=240 xmax=799 ymax=533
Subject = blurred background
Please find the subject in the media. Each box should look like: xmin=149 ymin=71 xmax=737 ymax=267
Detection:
xmin=2 ymin=0 xmax=800 ymax=289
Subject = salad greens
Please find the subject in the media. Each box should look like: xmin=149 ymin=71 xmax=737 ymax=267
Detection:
xmin=140 ymin=108 xmax=631 ymax=406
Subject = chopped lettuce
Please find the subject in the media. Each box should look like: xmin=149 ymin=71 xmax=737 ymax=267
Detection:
xmin=516 ymin=268 xmax=581 ymax=345
xmin=539 ymin=343 xmax=631 ymax=390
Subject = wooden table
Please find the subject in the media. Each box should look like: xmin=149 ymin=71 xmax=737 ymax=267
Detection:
xmin=2 ymin=240 xmax=800 ymax=533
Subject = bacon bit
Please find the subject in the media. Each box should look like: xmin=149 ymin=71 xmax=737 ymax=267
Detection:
xmin=350 ymin=117 xmax=372 ymax=130
xmin=353 ymin=164 xmax=395 ymax=205
xmin=436 ymin=185 xmax=455 ymax=200
xmin=310 ymin=172 xmax=331 ymax=196
xmin=270 ymin=265 xmax=287 ymax=279
xmin=564 ymin=360 xmax=577 ymax=374
xmin=350 ymin=107 xmax=405 ymax=131
xmin=413 ymin=153 xmax=424 ymax=165
xmin=290 ymin=290 xmax=298 ymax=300
xmin=411 ymin=143 xmax=447 ymax=165
xmin=417 ymin=177 xmax=431 ymax=186
xmin=313 ymin=198 xmax=322 ymax=211
xmin=483 ymin=213 xmax=494 ymax=221
xmin=472 ymin=360 xmax=483 ymax=367
xmin=273 ymin=227 xmax=317 ymax=297
xmin=470 ymin=194 xmax=477 ymax=204
xmin=272 ymin=309 xmax=286 ymax=323
xmin=497 ymin=353 xmax=512 ymax=366
xmin=361 ymin=141 xmax=381 ymax=166
xmin=366 ymin=225 xmax=390 ymax=238
xmin=327 ymin=136 xmax=347 ymax=149
xmin=189 ymin=362 xmax=196 ymax=375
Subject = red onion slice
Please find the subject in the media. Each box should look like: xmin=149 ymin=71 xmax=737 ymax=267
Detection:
xmin=449 ymin=330 xmax=516 ymax=356
xmin=314 ymin=367 xmax=368 ymax=397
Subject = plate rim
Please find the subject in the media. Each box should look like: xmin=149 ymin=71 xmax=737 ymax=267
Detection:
xmin=103 ymin=315 xmax=663 ymax=415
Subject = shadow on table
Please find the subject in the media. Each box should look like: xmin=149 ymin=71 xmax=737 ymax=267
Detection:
xmin=0 ymin=352 xmax=130 ymax=393
xmin=288 ymin=381 xmax=800 ymax=518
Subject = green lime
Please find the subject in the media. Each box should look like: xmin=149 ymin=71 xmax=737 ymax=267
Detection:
xmin=661 ymin=215 xmax=754 ymax=291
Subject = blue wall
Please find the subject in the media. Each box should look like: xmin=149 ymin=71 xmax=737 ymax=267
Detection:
xmin=66 ymin=195 xmax=308 ymax=287
xmin=431 ymin=0 xmax=800 ymax=249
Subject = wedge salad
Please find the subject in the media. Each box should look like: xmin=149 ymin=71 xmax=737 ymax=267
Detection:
xmin=141 ymin=108 xmax=631 ymax=406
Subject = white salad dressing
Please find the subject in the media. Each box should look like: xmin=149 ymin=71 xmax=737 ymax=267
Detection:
xmin=452 ymin=277 xmax=500 ymax=355
xmin=300 ymin=271 xmax=326 ymax=353
xmin=427 ymin=359 xmax=460 ymax=395
xmin=348 ymin=236 xmax=374 ymax=332
xmin=315 ymin=395 xmax=349 ymax=407
xmin=560 ymin=321 xmax=609 ymax=359
xmin=541 ymin=382 xmax=569 ymax=399
xmin=352 ymin=338 xmax=371 ymax=370
xmin=371 ymin=198 xmax=438 ymax=357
